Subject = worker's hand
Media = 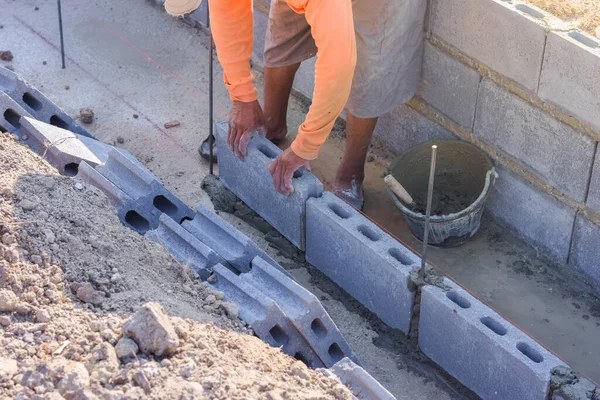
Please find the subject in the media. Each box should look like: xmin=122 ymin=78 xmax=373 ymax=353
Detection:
xmin=268 ymin=147 xmax=310 ymax=196
xmin=228 ymin=100 xmax=266 ymax=159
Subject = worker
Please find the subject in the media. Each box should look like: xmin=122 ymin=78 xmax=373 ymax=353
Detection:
xmin=167 ymin=0 xmax=426 ymax=210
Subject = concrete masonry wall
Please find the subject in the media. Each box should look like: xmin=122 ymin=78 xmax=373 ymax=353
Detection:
xmin=176 ymin=0 xmax=600 ymax=291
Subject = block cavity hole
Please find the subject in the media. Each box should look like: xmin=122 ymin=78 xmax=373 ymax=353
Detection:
xmin=257 ymin=144 xmax=278 ymax=159
xmin=293 ymin=169 xmax=303 ymax=179
xmin=153 ymin=195 xmax=178 ymax=218
xmin=446 ymin=291 xmax=471 ymax=309
xmin=269 ymin=325 xmax=289 ymax=347
xmin=50 ymin=115 xmax=69 ymax=129
xmin=515 ymin=4 xmax=544 ymax=18
xmin=63 ymin=163 xmax=79 ymax=177
xmin=357 ymin=224 xmax=380 ymax=241
xmin=388 ymin=248 xmax=412 ymax=265
xmin=125 ymin=210 xmax=150 ymax=233
xmin=180 ymin=216 xmax=193 ymax=224
xmin=480 ymin=316 xmax=507 ymax=336
xmin=568 ymin=32 xmax=599 ymax=49
xmin=0 ymin=125 xmax=7 ymax=133
xmin=4 ymin=109 xmax=21 ymax=129
xmin=22 ymin=92 xmax=43 ymax=111
xmin=328 ymin=343 xmax=344 ymax=363
xmin=294 ymin=352 xmax=310 ymax=368
xmin=516 ymin=342 xmax=544 ymax=363
xmin=329 ymin=202 xmax=351 ymax=219
xmin=311 ymin=318 xmax=327 ymax=339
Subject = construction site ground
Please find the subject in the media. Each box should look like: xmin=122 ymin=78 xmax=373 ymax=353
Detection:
xmin=1 ymin=0 xmax=599 ymax=397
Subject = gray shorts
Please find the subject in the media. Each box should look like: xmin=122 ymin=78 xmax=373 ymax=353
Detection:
xmin=263 ymin=0 xmax=427 ymax=119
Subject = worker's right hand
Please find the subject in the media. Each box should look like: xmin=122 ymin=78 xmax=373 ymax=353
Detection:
xmin=228 ymin=100 xmax=266 ymax=159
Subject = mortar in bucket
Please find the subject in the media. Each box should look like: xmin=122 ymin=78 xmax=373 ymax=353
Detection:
xmin=386 ymin=140 xmax=497 ymax=247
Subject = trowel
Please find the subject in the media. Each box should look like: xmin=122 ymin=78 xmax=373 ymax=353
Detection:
xmin=384 ymin=174 xmax=416 ymax=209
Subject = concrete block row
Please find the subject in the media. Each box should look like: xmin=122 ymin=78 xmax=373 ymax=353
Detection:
xmin=485 ymin=165 xmax=576 ymax=264
xmin=215 ymin=122 xmax=323 ymax=250
xmin=569 ymin=214 xmax=600 ymax=293
xmin=0 ymin=67 xmax=93 ymax=139
xmin=419 ymin=278 xmax=566 ymax=400
xmin=96 ymin=147 xmax=195 ymax=225
xmin=0 ymin=91 xmax=32 ymax=135
xmin=328 ymin=358 xmax=396 ymax=400
xmin=246 ymin=257 xmax=357 ymax=367
xmin=181 ymin=204 xmax=287 ymax=276
xmin=306 ymin=191 xmax=419 ymax=333
xmin=209 ymin=263 xmax=325 ymax=368
xmin=417 ymin=42 xmax=480 ymax=130
xmin=539 ymin=31 xmax=600 ymax=133
xmin=77 ymin=162 xmax=158 ymax=234
xmin=429 ymin=0 xmax=547 ymax=92
xmin=19 ymin=117 xmax=112 ymax=175
xmin=587 ymin=150 xmax=600 ymax=215
xmin=474 ymin=78 xmax=595 ymax=203
xmin=145 ymin=214 xmax=222 ymax=280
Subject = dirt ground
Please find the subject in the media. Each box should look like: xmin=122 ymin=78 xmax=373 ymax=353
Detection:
xmin=527 ymin=0 xmax=600 ymax=35
xmin=0 ymin=131 xmax=355 ymax=400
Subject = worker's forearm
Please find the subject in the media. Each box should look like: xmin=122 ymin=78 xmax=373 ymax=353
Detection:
xmin=208 ymin=0 xmax=257 ymax=102
xmin=289 ymin=0 xmax=357 ymax=161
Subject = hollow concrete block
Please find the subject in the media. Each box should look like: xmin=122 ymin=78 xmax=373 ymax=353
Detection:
xmin=77 ymin=162 xmax=159 ymax=234
xmin=0 ymin=92 xmax=32 ymax=135
xmin=181 ymin=205 xmax=289 ymax=277
xmin=569 ymin=214 xmax=600 ymax=293
xmin=215 ymin=122 xmax=323 ymax=250
xmin=96 ymin=148 xmax=194 ymax=225
xmin=474 ymin=79 xmax=595 ymax=202
xmin=145 ymin=214 xmax=223 ymax=280
xmin=430 ymin=0 xmax=546 ymax=92
xmin=417 ymin=41 xmax=481 ymax=130
xmin=0 ymin=67 xmax=93 ymax=138
xmin=419 ymin=278 xmax=566 ymax=400
xmin=539 ymin=31 xmax=600 ymax=133
xmin=330 ymin=358 xmax=396 ymax=400
xmin=247 ymin=257 xmax=357 ymax=367
xmin=485 ymin=165 xmax=576 ymax=264
xmin=209 ymin=263 xmax=324 ymax=368
xmin=305 ymin=192 xmax=419 ymax=333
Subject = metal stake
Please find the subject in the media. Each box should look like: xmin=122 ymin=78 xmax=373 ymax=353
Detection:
xmin=57 ymin=0 xmax=66 ymax=69
xmin=207 ymin=7 xmax=215 ymax=175
xmin=419 ymin=145 xmax=438 ymax=281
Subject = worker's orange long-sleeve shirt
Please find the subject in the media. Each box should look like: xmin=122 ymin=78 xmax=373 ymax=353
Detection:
xmin=208 ymin=0 xmax=357 ymax=160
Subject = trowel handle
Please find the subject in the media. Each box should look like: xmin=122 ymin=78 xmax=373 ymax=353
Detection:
xmin=384 ymin=175 xmax=414 ymax=206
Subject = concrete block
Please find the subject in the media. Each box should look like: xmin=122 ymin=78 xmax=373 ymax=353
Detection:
xmin=331 ymin=358 xmax=396 ymax=400
xmin=419 ymin=278 xmax=566 ymax=400
xmin=0 ymin=92 xmax=32 ymax=135
xmin=306 ymin=192 xmax=419 ymax=333
xmin=215 ymin=122 xmax=323 ymax=249
xmin=209 ymin=263 xmax=324 ymax=368
xmin=539 ymin=31 xmax=600 ymax=133
xmin=247 ymin=257 xmax=357 ymax=367
xmin=474 ymin=79 xmax=595 ymax=202
xmin=145 ymin=214 xmax=222 ymax=280
xmin=0 ymin=67 xmax=94 ymax=138
xmin=19 ymin=117 xmax=112 ymax=175
xmin=77 ymin=162 xmax=159 ymax=234
xmin=182 ymin=204 xmax=288 ymax=276
xmin=569 ymin=214 xmax=600 ymax=292
xmin=586 ymin=151 xmax=600 ymax=215
xmin=96 ymin=147 xmax=194 ymax=225
xmin=186 ymin=1 xmax=208 ymax=27
xmin=373 ymin=104 xmax=457 ymax=156
xmin=486 ymin=165 xmax=576 ymax=264
xmin=417 ymin=42 xmax=480 ymax=130
xmin=430 ymin=0 xmax=546 ymax=91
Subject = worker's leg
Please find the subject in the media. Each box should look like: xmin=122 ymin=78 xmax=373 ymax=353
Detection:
xmin=333 ymin=111 xmax=378 ymax=209
xmin=263 ymin=62 xmax=301 ymax=142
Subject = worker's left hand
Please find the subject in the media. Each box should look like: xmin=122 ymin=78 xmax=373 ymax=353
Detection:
xmin=268 ymin=147 xmax=310 ymax=196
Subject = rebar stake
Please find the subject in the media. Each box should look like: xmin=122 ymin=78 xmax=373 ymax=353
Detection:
xmin=207 ymin=7 xmax=215 ymax=175
xmin=57 ymin=0 xmax=66 ymax=69
xmin=419 ymin=145 xmax=438 ymax=281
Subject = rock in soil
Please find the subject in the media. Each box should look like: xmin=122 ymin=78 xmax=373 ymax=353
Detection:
xmin=122 ymin=302 xmax=180 ymax=357
xmin=0 ymin=50 xmax=13 ymax=61
xmin=0 ymin=289 xmax=18 ymax=312
xmin=79 ymin=108 xmax=95 ymax=124
xmin=163 ymin=120 xmax=181 ymax=129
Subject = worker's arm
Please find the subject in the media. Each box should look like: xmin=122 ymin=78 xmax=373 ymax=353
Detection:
xmin=208 ymin=0 xmax=265 ymax=158
xmin=269 ymin=0 xmax=356 ymax=195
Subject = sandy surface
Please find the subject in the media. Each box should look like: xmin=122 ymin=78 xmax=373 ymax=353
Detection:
xmin=0 ymin=132 xmax=355 ymax=400
xmin=527 ymin=0 xmax=600 ymax=35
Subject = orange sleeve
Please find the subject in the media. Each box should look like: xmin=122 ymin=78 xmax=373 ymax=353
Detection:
xmin=287 ymin=0 xmax=357 ymax=160
xmin=208 ymin=0 xmax=257 ymax=103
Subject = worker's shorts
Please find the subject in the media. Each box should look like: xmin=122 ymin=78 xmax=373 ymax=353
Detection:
xmin=263 ymin=0 xmax=427 ymax=119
